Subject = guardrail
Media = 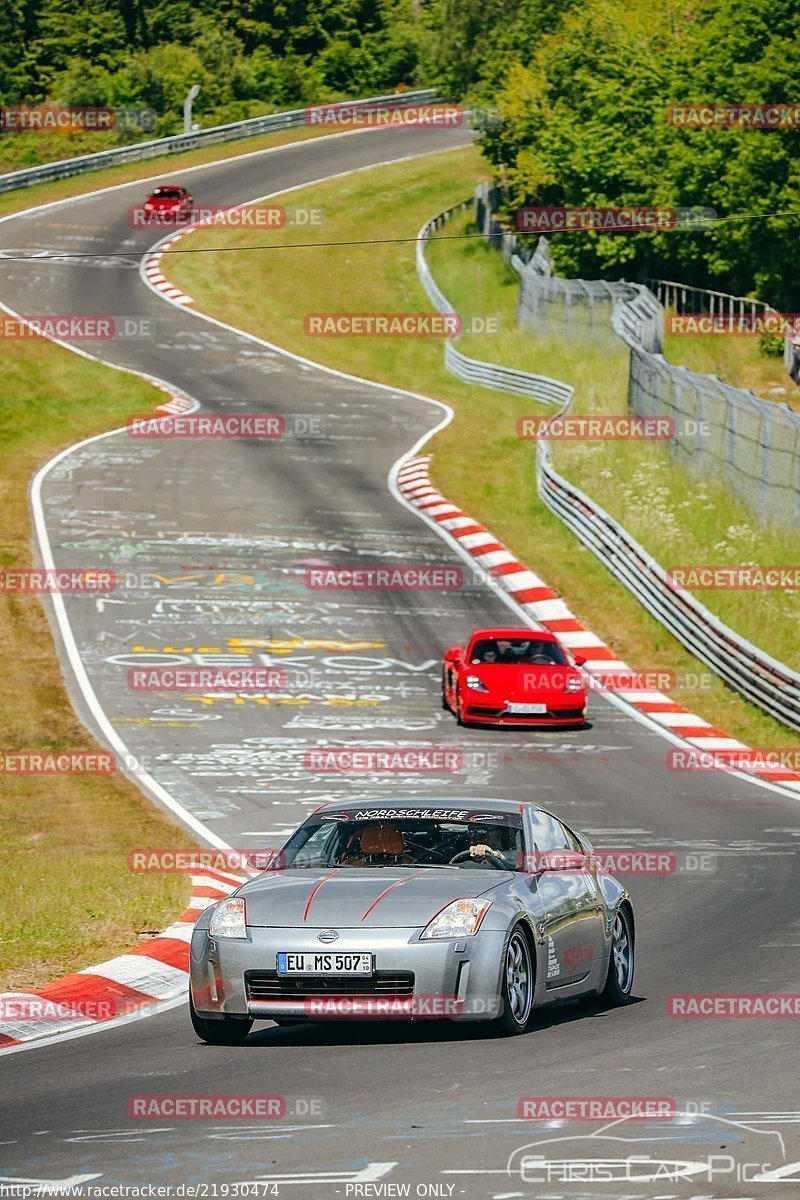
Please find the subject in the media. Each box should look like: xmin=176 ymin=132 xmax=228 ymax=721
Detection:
xmin=417 ymin=203 xmax=572 ymax=406
xmin=536 ymin=443 xmax=800 ymax=730
xmin=416 ymin=191 xmax=800 ymax=730
xmin=0 ymin=89 xmax=441 ymax=195
xmin=646 ymin=278 xmax=774 ymax=319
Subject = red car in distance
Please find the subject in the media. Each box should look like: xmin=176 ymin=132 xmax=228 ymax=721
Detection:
xmin=142 ymin=184 xmax=193 ymax=221
xmin=442 ymin=627 xmax=587 ymax=727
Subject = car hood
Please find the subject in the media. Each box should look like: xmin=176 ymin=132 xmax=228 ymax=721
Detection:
xmin=465 ymin=663 xmax=581 ymax=699
xmin=239 ymin=867 xmax=510 ymax=929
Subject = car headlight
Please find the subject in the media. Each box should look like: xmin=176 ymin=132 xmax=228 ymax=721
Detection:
xmin=465 ymin=674 xmax=488 ymax=692
xmin=563 ymin=676 xmax=584 ymax=693
xmin=209 ymin=896 xmax=247 ymax=939
xmin=420 ymin=898 xmax=491 ymax=940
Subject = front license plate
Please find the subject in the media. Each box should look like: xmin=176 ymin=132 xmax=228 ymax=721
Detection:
xmin=507 ymin=702 xmax=547 ymax=714
xmin=277 ymin=952 xmax=374 ymax=976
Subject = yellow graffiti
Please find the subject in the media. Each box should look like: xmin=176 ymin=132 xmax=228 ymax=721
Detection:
xmin=128 ymin=637 xmax=387 ymax=655
xmin=183 ymin=694 xmax=383 ymax=706
xmin=228 ymin=637 xmax=386 ymax=654
xmin=149 ymin=573 xmax=259 ymax=586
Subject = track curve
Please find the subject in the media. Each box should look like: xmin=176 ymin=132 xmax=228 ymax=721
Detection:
xmin=1 ymin=123 xmax=800 ymax=1197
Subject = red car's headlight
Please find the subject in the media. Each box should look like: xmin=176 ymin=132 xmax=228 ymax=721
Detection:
xmin=564 ymin=676 xmax=584 ymax=693
xmin=465 ymin=674 xmax=489 ymax=692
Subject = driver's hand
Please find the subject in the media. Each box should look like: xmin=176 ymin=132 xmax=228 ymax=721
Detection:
xmin=470 ymin=843 xmax=499 ymax=859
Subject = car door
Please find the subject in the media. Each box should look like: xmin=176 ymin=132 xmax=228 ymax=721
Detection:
xmin=525 ymin=808 xmax=604 ymax=989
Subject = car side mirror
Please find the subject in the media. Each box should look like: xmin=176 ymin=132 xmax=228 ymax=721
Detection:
xmin=573 ymin=654 xmax=587 ymax=667
xmin=444 ymin=646 xmax=463 ymax=663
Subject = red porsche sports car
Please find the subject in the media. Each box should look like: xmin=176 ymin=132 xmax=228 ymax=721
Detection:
xmin=142 ymin=184 xmax=193 ymax=221
xmin=442 ymin=627 xmax=587 ymax=727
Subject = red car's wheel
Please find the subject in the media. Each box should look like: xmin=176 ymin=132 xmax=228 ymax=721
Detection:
xmin=455 ymin=686 xmax=466 ymax=725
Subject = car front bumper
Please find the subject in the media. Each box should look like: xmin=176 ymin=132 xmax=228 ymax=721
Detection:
xmin=190 ymin=923 xmax=508 ymax=1022
xmin=462 ymin=705 xmax=586 ymax=726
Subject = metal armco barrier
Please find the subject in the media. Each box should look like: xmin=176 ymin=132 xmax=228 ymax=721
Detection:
xmin=417 ymin=204 xmax=572 ymax=406
xmin=0 ymin=90 xmax=441 ymax=194
xmin=416 ymin=189 xmax=800 ymax=730
xmin=536 ymin=442 xmax=800 ymax=730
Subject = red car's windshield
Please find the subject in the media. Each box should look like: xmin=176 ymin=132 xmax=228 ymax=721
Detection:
xmin=151 ymin=188 xmax=184 ymax=199
xmin=469 ymin=637 xmax=568 ymax=666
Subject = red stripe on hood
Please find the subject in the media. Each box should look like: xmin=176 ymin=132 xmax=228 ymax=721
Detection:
xmin=360 ymin=873 xmax=424 ymax=923
xmin=303 ymin=869 xmax=339 ymax=922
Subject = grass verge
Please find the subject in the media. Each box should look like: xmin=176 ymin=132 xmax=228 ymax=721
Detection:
xmin=165 ymin=148 xmax=800 ymax=751
xmin=662 ymin=328 xmax=798 ymax=413
xmin=0 ymin=339 xmax=197 ymax=991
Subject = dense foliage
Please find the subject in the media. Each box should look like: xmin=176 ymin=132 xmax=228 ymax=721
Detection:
xmin=0 ymin=0 xmax=420 ymax=129
xmin=2 ymin=0 xmax=798 ymax=305
xmin=473 ymin=0 xmax=800 ymax=308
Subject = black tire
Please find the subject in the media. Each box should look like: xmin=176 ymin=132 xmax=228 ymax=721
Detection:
xmin=441 ymin=671 xmax=451 ymax=710
xmin=600 ymin=904 xmax=635 ymax=1005
xmin=190 ymin=993 xmax=253 ymax=1044
xmin=455 ymin=686 xmax=465 ymax=726
xmin=493 ymin=926 xmax=535 ymax=1035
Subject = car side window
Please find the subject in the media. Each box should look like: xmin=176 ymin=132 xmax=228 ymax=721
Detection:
xmin=528 ymin=809 xmax=572 ymax=853
xmin=559 ymin=821 xmax=585 ymax=853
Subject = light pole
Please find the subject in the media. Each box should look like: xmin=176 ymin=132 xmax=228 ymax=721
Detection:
xmin=184 ymin=85 xmax=201 ymax=135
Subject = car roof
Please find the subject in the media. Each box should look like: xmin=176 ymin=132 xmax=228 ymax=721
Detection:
xmin=467 ymin=627 xmax=558 ymax=642
xmin=151 ymin=183 xmax=186 ymax=191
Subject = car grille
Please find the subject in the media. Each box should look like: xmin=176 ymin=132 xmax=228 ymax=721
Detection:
xmin=245 ymin=970 xmax=415 ymax=999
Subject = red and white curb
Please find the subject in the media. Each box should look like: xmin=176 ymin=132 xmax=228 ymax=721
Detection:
xmin=397 ymin=455 xmax=800 ymax=793
xmin=154 ymin=392 xmax=198 ymax=416
xmin=0 ymin=867 xmax=242 ymax=1049
xmin=143 ymin=231 xmax=195 ymax=305
xmin=143 ymin=221 xmax=211 ymax=307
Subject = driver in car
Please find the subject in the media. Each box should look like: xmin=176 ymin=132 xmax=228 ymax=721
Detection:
xmin=455 ymin=827 xmax=516 ymax=868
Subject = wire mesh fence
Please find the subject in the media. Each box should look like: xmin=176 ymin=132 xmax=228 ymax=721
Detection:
xmin=474 ymin=183 xmax=800 ymax=525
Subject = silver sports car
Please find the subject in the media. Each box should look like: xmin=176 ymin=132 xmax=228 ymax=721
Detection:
xmin=189 ymin=797 xmax=634 ymax=1043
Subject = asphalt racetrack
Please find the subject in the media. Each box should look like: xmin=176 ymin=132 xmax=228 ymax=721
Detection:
xmin=1 ymin=123 xmax=800 ymax=1197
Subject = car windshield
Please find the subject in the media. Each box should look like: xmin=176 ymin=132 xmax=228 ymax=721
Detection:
xmin=469 ymin=637 xmax=568 ymax=666
xmin=279 ymin=808 xmax=526 ymax=870
xmin=152 ymin=188 xmax=183 ymax=198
